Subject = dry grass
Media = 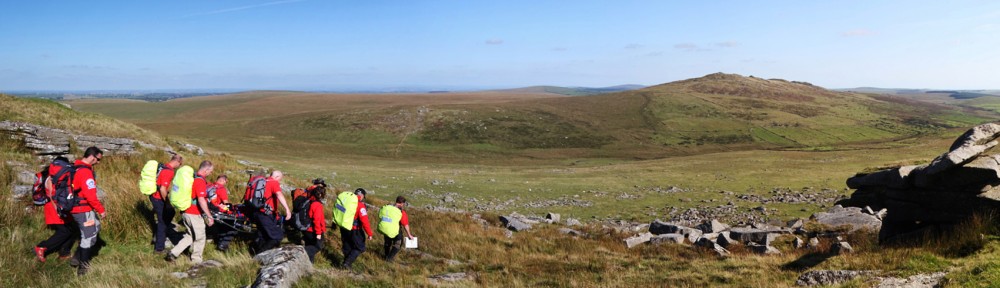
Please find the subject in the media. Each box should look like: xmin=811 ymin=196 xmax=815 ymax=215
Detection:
xmin=0 ymin=94 xmax=167 ymax=146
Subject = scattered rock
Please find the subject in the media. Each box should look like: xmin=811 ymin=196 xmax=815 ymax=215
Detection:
xmin=429 ymin=272 xmax=472 ymax=283
xmin=252 ymin=245 xmax=313 ymax=288
xmin=795 ymin=270 xmax=875 ymax=286
xmin=807 ymin=238 xmax=820 ymax=249
xmin=810 ymin=205 xmax=882 ymax=232
xmin=696 ymin=219 xmax=729 ymax=233
xmin=694 ymin=237 xmax=730 ymax=257
xmin=747 ymin=243 xmax=781 ymax=255
xmin=624 ymin=232 xmax=653 ymax=249
xmin=12 ymin=185 xmax=32 ymax=199
xmin=545 ymin=212 xmax=561 ymax=222
xmin=793 ymin=237 xmax=805 ymax=249
xmin=558 ymin=228 xmax=584 ymax=237
xmin=650 ymin=233 xmax=686 ymax=245
xmin=728 ymin=227 xmax=777 ymax=245
xmin=831 ymin=242 xmax=854 ymax=255
xmin=499 ymin=215 xmax=532 ymax=232
xmin=875 ymin=271 xmax=946 ymax=288
xmin=787 ymin=219 xmax=804 ymax=229
xmin=564 ymin=218 xmax=582 ymax=226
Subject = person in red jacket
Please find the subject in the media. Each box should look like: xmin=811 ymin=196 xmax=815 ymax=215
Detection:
xmin=207 ymin=175 xmax=237 ymax=252
xmin=341 ymin=188 xmax=373 ymax=269
xmin=254 ymin=170 xmax=291 ymax=253
xmin=166 ymin=160 xmax=215 ymax=264
xmin=151 ymin=154 xmax=182 ymax=253
xmin=70 ymin=147 xmax=105 ymax=276
xmin=303 ymin=186 xmax=327 ymax=263
xmin=33 ymin=156 xmax=78 ymax=262
xmin=382 ymin=196 xmax=416 ymax=262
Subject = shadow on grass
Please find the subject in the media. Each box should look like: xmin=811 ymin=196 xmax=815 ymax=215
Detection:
xmin=781 ymin=252 xmax=834 ymax=271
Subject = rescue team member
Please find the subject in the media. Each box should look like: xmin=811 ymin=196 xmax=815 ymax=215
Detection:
xmin=303 ymin=186 xmax=327 ymax=263
xmin=152 ymin=154 xmax=182 ymax=254
xmin=255 ymin=171 xmax=291 ymax=253
xmin=33 ymin=156 xmax=79 ymax=263
xmin=379 ymin=196 xmax=416 ymax=262
xmin=207 ymin=175 xmax=237 ymax=252
xmin=71 ymin=147 xmax=106 ymax=276
xmin=166 ymin=161 xmax=215 ymax=264
xmin=287 ymin=178 xmax=327 ymax=245
xmin=341 ymin=188 xmax=373 ymax=269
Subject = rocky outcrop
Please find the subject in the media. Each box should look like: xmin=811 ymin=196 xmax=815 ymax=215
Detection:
xmin=810 ymin=205 xmax=881 ymax=232
xmin=840 ymin=123 xmax=1000 ymax=243
xmin=795 ymin=270 xmax=875 ymax=286
xmin=875 ymin=272 xmax=946 ymax=288
xmin=0 ymin=120 xmax=155 ymax=156
xmin=252 ymin=245 xmax=313 ymax=288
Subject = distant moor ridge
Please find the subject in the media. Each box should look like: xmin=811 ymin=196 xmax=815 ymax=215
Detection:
xmin=68 ymin=73 xmax=997 ymax=160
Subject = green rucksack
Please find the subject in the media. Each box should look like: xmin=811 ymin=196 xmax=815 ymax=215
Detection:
xmin=169 ymin=166 xmax=195 ymax=211
xmin=138 ymin=160 xmax=167 ymax=196
xmin=332 ymin=191 xmax=358 ymax=230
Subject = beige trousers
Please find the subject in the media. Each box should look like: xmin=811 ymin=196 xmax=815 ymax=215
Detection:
xmin=170 ymin=213 xmax=207 ymax=263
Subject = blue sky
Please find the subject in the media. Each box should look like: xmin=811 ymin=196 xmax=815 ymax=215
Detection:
xmin=1 ymin=1 xmax=999 ymax=90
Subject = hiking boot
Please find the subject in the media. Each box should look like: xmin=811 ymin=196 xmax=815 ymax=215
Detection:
xmin=69 ymin=257 xmax=80 ymax=267
xmin=153 ymin=249 xmax=166 ymax=255
xmin=33 ymin=246 xmax=46 ymax=263
xmin=76 ymin=263 xmax=90 ymax=276
xmin=164 ymin=253 xmax=177 ymax=263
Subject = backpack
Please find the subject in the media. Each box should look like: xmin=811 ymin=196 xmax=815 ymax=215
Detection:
xmin=291 ymin=199 xmax=314 ymax=231
xmin=243 ymin=176 xmax=270 ymax=213
xmin=168 ymin=166 xmax=196 ymax=211
xmin=138 ymin=160 xmax=168 ymax=196
xmin=378 ymin=205 xmax=402 ymax=238
xmin=332 ymin=191 xmax=358 ymax=230
xmin=31 ymin=170 xmax=50 ymax=206
xmin=50 ymin=159 xmax=81 ymax=217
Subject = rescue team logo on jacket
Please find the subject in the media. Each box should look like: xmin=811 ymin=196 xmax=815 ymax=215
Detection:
xmin=359 ymin=207 xmax=367 ymax=216
xmin=86 ymin=179 xmax=96 ymax=189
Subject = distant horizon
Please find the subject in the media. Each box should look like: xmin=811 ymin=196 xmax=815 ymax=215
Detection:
xmin=3 ymin=1 xmax=1000 ymax=91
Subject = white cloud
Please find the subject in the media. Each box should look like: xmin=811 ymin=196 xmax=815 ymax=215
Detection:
xmin=183 ymin=0 xmax=307 ymax=18
xmin=485 ymin=39 xmax=504 ymax=45
xmin=715 ymin=41 xmax=739 ymax=48
xmin=674 ymin=43 xmax=710 ymax=52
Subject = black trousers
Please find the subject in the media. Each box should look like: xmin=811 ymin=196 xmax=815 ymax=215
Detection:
xmin=150 ymin=195 xmax=177 ymax=252
xmin=340 ymin=227 xmax=366 ymax=267
xmin=303 ymin=231 xmax=324 ymax=263
xmin=209 ymin=223 xmax=238 ymax=250
xmin=383 ymin=234 xmax=404 ymax=262
xmin=254 ymin=211 xmax=284 ymax=253
xmin=37 ymin=222 xmax=78 ymax=256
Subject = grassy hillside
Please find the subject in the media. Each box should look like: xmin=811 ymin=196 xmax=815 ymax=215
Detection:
xmin=7 ymin=84 xmax=1000 ymax=287
xmin=67 ymin=73 xmax=999 ymax=162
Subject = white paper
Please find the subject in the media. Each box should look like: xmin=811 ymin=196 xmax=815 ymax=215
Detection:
xmin=404 ymin=237 xmax=418 ymax=249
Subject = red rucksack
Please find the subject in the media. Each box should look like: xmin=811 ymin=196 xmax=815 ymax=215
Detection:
xmin=31 ymin=170 xmax=49 ymax=206
xmin=243 ymin=175 xmax=269 ymax=213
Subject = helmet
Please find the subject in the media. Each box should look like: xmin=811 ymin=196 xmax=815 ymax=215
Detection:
xmin=354 ymin=188 xmax=367 ymax=195
xmin=313 ymin=178 xmax=326 ymax=187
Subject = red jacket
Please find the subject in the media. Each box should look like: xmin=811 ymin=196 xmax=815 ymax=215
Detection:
xmin=262 ymin=178 xmax=282 ymax=215
xmin=305 ymin=198 xmax=326 ymax=235
xmin=43 ymin=201 xmax=64 ymax=225
xmin=70 ymin=160 xmax=104 ymax=214
xmin=353 ymin=196 xmax=373 ymax=237
xmin=152 ymin=164 xmax=175 ymax=200
xmin=185 ymin=175 xmax=208 ymax=215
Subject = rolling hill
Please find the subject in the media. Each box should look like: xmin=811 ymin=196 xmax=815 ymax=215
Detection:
xmin=67 ymin=73 xmax=999 ymax=161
